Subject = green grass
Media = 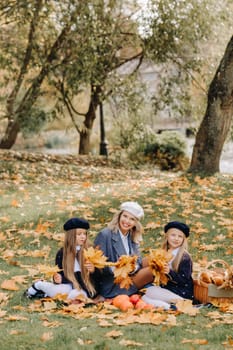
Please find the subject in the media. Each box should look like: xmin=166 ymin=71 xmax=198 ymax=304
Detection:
xmin=0 ymin=157 xmax=233 ymax=349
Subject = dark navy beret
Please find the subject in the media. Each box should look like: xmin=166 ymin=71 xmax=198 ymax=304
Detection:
xmin=164 ymin=221 xmax=190 ymax=237
xmin=63 ymin=218 xmax=90 ymax=231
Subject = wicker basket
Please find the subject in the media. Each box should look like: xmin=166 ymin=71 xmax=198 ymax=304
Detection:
xmin=194 ymin=279 xmax=233 ymax=303
xmin=194 ymin=259 xmax=233 ymax=303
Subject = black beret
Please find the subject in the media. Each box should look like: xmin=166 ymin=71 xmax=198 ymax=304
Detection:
xmin=63 ymin=218 xmax=90 ymax=231
xmin=164 ymin=221 xmax=190 ymax=237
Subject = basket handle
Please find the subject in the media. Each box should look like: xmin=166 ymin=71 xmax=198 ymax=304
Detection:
xmin=198 ymin=259 xmax=233 ymax=289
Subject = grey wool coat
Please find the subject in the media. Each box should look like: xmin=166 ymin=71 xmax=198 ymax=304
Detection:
xmin=93 ymin=227 xmax=142 ymax=298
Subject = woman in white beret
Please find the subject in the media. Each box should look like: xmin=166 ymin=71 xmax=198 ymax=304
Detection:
xmin=94 ymin=201 xmax=154 ymax=299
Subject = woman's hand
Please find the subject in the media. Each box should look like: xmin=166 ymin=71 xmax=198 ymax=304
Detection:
xmin=84 ymin=261 xmax=95 ymax=273
xmin=163 ymin=263 xmax=170 ymax=275
xmin=53 ymin=272 xmax=62 ymax=284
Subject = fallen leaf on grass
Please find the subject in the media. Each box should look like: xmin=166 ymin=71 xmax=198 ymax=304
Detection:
xmin=0 ymin=310 xmax=7 ymax=318
xmin=77 ymin=338 xmax=94 ymax=345
xmin=222 ymin=336 xmax=233 ymax=346
xmin=181 ymin=338 xmax=208 ymax=345
xmin=0 ymin=216 xmax=10 ymax=223
xmin=105 ymin=330 xmax=123 ymax=338
xmin=1 ymin=279 xmax=19 ymax=291
xmin=9 ymin=330 xmax=26 ymax=335
xmin=41 ymin=332 xmax=54 ymax=341
xmin=6 ymin=315 xmax=28 ymax=321
xmin=11 ymin=275 xmax=28 ymax=284
xmin=119 ymin=339 xmax=143 ymax=347
xmin=42 ymin=320 xmax=63 ymax=328
xmin=98 ymin=319 xmax=113 ymax=327
xmin=0 ymin=292 xmax=9 ymax=304
xmin=176 ymin=300 xmax=199 ymax=316
xmin=199 ymin=244 xmax=220 ymax=251
xmin=42 ymin=301 xmax=58 ymax=311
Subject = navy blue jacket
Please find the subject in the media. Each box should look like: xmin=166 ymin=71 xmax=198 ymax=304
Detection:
xmin=162 ymin=252 xmax=194 ymax=300
xmin=93 ymin=228 xmax=142 ymax=298
xmin=55 ymin=248 xmax=99 ymax=298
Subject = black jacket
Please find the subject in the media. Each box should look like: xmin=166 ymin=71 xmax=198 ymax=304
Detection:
xmin=162 ymin=252 xmax=194 ymax=300
xmin=55 ymin=248 xmax=99 ymax=298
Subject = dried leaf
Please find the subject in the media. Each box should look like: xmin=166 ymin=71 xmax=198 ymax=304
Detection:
xmin=105 ymin=330 xmax=123 ymax=338
xmin=176 ymin=300 xmax=199 ymax=316
xmin=181 ymin=338 xmax=208 ymax=345
xmin=41 ymin=332 xmax=54 ymax=341
xmin=1 ymin=279 xmax=19 ymax=291
xmin=119 ymin=339 xmax=143 ymax=346
xmin=37 ymin=264 xmax=62 ymax=278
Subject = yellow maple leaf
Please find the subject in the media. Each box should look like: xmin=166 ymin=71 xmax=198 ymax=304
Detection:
xmin=147 ymin=249 xmax=173 ymax=285
xmin=1 ymin=279 xmax=19 ymax=291
xmin=37 ymin=264 xmax=62 ymax=278
xmin=84 ymin=247 xmax=109 ymax=269
xmin=176 ymin=299 xmax=199 ymax=316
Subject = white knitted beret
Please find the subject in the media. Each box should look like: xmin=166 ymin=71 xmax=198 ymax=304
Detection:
xmin=120 ymin=201 xmax=144 ymax=220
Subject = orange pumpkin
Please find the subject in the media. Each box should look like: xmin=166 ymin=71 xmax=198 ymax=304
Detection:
xmin=119 ymin=300 xmax=134 ymax=311
xmin=112 ymin=294 xmax=130 ymax=308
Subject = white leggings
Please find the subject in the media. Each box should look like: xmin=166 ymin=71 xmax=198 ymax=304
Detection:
xmin=35 ymin=281 xmax=87 ymax=300
xmin=142 ymin=285 xmax=183 ymax=310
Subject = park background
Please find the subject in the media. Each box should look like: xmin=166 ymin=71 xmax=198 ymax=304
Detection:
xmin=0 ymin=1 xmax=233 ymax=349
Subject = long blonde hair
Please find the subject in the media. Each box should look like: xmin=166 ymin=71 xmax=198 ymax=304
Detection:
xmin=162 ymin=234 xmax=190 ymax=272
xmin=62 ymin=229 xmax=96 ymax=297
xmin=108 ymin=210 xmax=144 ymax=244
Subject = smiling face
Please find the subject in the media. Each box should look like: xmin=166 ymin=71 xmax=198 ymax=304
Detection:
xmin=166 ymin=228 xmax=185 ymax=250
xmin=119 ymin=210 xmax=137 ymax=235
xmin=75 ymin=229 xmax=87 ymax=246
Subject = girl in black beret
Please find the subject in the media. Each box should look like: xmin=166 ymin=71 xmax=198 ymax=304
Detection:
xmin=142 ymin=221 xmax=194 ymax=310
xmin=25 ymin=218 xmax=100 ymax=301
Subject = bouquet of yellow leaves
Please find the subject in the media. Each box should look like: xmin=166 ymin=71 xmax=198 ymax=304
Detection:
xmin=112 ymin=255 xmax=138 ymax=289
xmin=147 ymin=248 xmax=173 ymax=285
xmin=83 ymin=247 xmax=109 ymax=269
xmin=84 ymin=247 xmax=137 ymax=289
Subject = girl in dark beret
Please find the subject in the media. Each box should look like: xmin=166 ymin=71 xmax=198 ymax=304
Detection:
xmin=142 ymin=221 xmax=194 ymax=309
xmin=25 ymin=217 xmax=100 ymax=301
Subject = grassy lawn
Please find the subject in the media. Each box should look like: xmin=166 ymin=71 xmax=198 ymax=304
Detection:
xmin=0 ymin=155 xmax=233 ymax=350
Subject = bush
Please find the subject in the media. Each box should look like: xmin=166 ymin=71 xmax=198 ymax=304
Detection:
xmin=143 ymin=131 xmax=189 ymax=171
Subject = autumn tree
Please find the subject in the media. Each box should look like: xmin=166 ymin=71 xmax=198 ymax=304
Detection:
xmin=189 ymin=35 xmax=233 ymax=174
xmin=0 ymin=0 xmax=145 ymax=153
xmin=0 ymin=0 xmax=85 ymax=149
xmin=0 ymin=0 xmax=231 ymax=158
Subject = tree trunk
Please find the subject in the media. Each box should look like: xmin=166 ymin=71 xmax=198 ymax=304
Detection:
xmin=79 ymin=86 xmax=100 ymax=154
xmin=0 ymin=119 xmax=20 ymax=149
xmin=189 ymin=36 xmax=233 ymax=174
